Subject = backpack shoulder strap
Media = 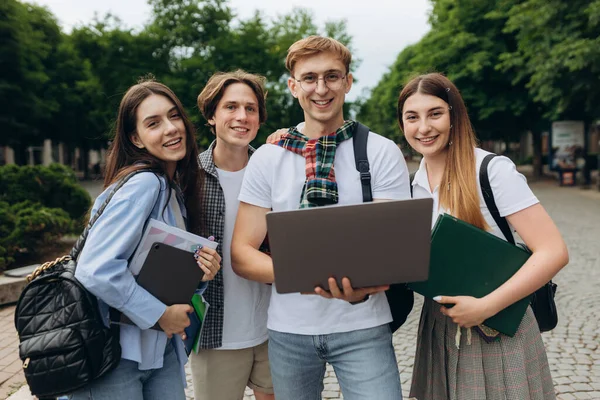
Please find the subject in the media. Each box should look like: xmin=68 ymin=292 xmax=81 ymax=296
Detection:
xmin=353 ymin=122 xmax=372 ymax=203
xmin=479 ymin=154 xmax=515 ymax=245
xmin=70 ymin=168 xmax=157 ymax=259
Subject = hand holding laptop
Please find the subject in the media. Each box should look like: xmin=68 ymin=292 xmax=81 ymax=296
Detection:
xmin=313 ymin=277 xmax=390 ymax=303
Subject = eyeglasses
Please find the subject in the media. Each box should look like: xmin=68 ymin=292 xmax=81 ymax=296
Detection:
xmin=294 ymin=72 xmax=347 ymax=93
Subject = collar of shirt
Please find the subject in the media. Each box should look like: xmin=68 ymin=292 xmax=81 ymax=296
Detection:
xmin=412 ymin=157 xmax=439 ymax=194
xmin=198 ymin=139 xmax=255 ymax=178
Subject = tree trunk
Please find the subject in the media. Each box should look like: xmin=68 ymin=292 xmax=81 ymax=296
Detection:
xmin=531 ymin=130 xmax=543 ymax=180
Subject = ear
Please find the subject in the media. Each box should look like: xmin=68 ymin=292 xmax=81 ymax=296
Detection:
xmin=345 ymin=73 xmax=354 ymax=94
xmin=130 ymin=133 xmax=144 ymax=149
xmin=208 ymin=117 xmax=216 ymax=126
xmin=287 ymin=76 xmax=298 ymax=98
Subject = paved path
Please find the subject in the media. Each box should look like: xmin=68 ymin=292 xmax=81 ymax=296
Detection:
xmin=2 ymin=181 xmax=599 ymax=400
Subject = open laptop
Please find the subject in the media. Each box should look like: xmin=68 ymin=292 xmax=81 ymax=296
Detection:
xmin=266 ymin=198 xmax=433 ymax=294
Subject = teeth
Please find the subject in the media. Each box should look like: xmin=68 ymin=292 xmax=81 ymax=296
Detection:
xmin=314 ymin=100 xmax=330 ymax=105
xmin=232 ymin=127 xmax=248 ymax=132
xmin=164 ymin=138 xmax=181 ymax=146
xmin=419 ymin=136 xmax=437 ymax=143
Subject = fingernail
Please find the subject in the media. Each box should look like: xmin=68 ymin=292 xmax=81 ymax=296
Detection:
xmin=194 ymin=254 xmax=199 ymax=260
xmin=433 ymin=296 xmax=442 ymax=302
xmin=208 ymin=236 xmax=215 ymax=241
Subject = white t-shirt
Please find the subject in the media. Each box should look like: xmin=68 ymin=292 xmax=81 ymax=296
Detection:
xmin=238 ymin=126 xmax=411 ymax=335
xmin=411 ymin=148 xmax=539 ymax=239
xmin=216 ymin=167 xmax=270 ymax=349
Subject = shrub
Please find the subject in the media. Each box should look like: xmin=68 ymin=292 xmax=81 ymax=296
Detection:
xmin=0 ymin=164 xmax=91 ymax=271
xmin=0 ymin=164 xmax=91 ymax=221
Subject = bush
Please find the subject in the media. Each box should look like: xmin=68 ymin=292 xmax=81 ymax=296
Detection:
xmin=0 ymin=163 xmax=91 ymax=221
xmin=0 ymin=164 xmax=91 ymax=271
xmin=0 ymin=201 xmax=73 ymax=271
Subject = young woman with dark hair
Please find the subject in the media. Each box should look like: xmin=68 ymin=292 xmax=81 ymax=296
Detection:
xmin=70 ymin=79 xmax=221 ymax=400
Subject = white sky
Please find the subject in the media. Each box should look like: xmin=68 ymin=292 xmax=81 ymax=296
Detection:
xmin=32 ymin=0 xmax=431 ymax=101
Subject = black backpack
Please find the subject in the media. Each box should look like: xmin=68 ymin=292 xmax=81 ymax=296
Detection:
xmin=13 ymin=170 xmax=153 ymax=397
xmin=353 ymin=123 xmax=414 ymax=332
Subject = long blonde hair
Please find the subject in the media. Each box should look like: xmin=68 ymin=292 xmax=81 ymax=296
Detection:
xmin=397 ymin=73 xmax=488 ymax=231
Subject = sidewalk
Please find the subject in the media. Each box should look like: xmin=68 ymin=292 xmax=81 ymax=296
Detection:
xmin=2 ymin=177 xmax=599 ymax=399
xmin=0 ymin=306 xmax=23 ymax=399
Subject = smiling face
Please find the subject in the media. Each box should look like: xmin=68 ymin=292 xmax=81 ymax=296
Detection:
xmin=208 ymin=82 xmax=260 ymax=150
xmin=288 ymin=52 xmax=352 ymax=133
xmin=401 ymin=92 xmax=451 ymax=160
xmin=130 ymin=94 xmax=187 ymax=178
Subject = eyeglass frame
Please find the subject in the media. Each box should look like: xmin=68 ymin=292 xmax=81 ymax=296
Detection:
xmin=292 ymin=72 xmax=348 ymax=93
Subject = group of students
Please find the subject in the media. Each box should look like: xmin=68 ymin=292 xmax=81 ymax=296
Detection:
xmin=69 ymin=35 xmax=569 ymax=400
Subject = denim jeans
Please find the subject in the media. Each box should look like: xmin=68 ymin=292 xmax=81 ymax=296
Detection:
xmin=268 ymin=324 xmax=402 ymax=400
xmin=68 ymin=341 xmax=185 ymax=400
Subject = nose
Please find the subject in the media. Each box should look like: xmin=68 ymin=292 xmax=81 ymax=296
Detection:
xmin=418 ymin=118 xmax=430 ymax=134
xmin=314 ymin=79 xmax=329 ymax=95
xmin=235 ymin=107 xmax=247 ymax=121
xmin=165 ymin=118 xmax=178 ymax=134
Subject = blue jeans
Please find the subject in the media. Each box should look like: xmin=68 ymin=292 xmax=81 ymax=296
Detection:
xmin=68 ymin=341 xmax=185 ymax=400
xmin=268 ymin=324 xmax=402 ymax=400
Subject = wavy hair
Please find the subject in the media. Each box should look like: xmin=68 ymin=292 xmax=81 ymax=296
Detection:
xmin=103 ymin=79 xmax=203 ymax=233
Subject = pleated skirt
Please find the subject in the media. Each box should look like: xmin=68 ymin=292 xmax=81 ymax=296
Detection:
xmin=410 ymin=298 xmax=556 ymax=400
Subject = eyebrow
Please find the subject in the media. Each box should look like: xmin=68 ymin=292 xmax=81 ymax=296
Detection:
xmin=299 ymin=69 xmax=343 ymax=77
xmin=142 ymin=106 xmax=178 ymax=124
xmin=223 ymin=100 xmax=258 ymax=106
xmin=403 ymin=106 xmax=445 ymax=115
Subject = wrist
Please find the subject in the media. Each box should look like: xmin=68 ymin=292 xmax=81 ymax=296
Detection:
xmin=480 ymin=296 xmax=500 ymax=319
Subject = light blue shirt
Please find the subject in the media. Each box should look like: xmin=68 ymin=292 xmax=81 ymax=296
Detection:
xmin=75 ymin=171 xmax=206 ymax=381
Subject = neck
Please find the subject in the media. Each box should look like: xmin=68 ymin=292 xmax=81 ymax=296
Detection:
xmin=166 ymin=162 xmax=177 ymax=180
xmin=212 ymin=139 xmax=249 ymax=172
xmin=423 ymin=150 xmax=448 ymax=191
xmin=302 ymin=115 xmax=346 ymax=139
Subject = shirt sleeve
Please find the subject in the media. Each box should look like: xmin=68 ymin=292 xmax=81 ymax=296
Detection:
xmin=371 ymin=139 xmax=411 ymax=200
xmin=487 ymin=155 xmax=539 ymax=217
xmin=238 ymin=146 xmax=273 ymax=209
xmin=75 ymin=178 xmax=167 ymax=330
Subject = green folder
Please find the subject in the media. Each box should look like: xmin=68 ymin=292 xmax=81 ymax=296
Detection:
xmin=190 ymin=293 xmax=209 ymax=353
xmin=409 ymin=213 xmax=531 ymax=337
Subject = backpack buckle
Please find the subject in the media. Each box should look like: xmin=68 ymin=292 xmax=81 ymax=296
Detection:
xmin=360 ymin=171 xmax=371 ymax=184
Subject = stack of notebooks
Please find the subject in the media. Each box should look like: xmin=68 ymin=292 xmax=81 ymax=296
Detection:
xmin=409 ymin=213 xmax=532 ymax=337
xmin=119 ymin=219 xmax=218 ymax=354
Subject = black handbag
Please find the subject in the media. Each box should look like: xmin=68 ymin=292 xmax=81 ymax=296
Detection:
xmin=353 ymin=122 xmax=414 ymax=332
xmin=480 ymin=154 xmax=558 ymax=332
xmin=14 ymin=170 xmax=152 ymax=397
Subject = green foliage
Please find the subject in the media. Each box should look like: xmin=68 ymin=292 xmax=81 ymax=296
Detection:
xmin=500 ymin=0 xmax=600 ymax=121
xmin=358 ymin=0 xmax=549 ymax=144
xmin=0 ymin=200 xmax=71 ymax=271
xmin=0 ymin=164 xmax=88 ymax=270
xmin=0 ymin=164 xmax=91 ymax=221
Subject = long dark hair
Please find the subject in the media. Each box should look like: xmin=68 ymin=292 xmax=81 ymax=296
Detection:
xmin=103 ymin=79 xmax=203 ymax=233
xmin=397 ymin=73 xmax=487 ymax=230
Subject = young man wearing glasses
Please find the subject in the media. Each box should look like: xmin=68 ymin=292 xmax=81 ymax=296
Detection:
xmin=231 ymin=36 xmax=410 ymax=399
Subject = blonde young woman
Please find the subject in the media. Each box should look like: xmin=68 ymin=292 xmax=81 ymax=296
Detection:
xmin=398 ymin=73 xmax=568 ymax=400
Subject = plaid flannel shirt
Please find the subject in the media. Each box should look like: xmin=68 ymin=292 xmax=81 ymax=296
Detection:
xmin=197 ymin=140 xmax=255 ymax=349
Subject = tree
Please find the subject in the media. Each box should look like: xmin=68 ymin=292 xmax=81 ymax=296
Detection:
xmin=0 ymin=1 xmax=60 ymax=152
xmin=358 ymin=0 xmax=549 ymax=176
xmin=499 ymin=0 xmax=600 ymax=180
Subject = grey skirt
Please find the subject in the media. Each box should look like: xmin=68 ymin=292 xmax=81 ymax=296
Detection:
xmin=410 ymin=298 xmax=556 ymax=400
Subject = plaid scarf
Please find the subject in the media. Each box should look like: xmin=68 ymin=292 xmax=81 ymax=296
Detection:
xmin=277 ymin=120 xmax=356 ymax=208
